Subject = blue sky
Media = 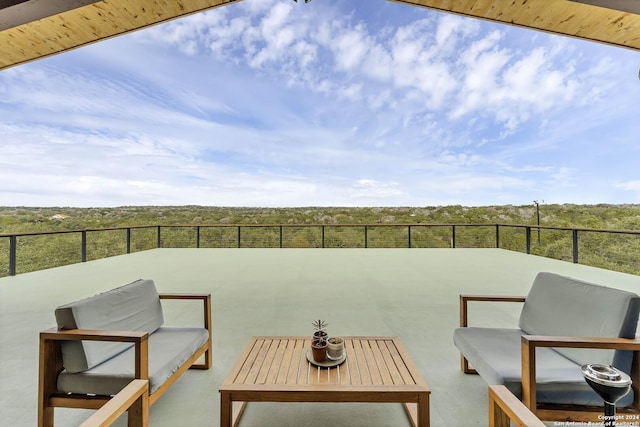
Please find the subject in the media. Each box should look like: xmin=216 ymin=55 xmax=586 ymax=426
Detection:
xmin=1 ymin=0 xmax=639 ymax=207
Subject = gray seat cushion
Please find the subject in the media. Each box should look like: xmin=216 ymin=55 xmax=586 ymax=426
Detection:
xmin=453 ymin=327 xmax=634 ymax=406
xmin=57 ymin=327 xmax=209 ymax=395
xmin=55 ymin=279 xmax=164 ymax=373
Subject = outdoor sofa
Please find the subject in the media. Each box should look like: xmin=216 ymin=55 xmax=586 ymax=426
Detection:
xmin=38 ymin=279 xmax=212 ymax=426
xmin=454 ymin=271 xmax=640 ymax=421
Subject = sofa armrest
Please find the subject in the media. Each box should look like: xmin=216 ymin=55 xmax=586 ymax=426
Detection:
xmin=40 ymin=328 xmax=149 ymax=379
xmin=41 ymin=328 xmax=148 ymax=342
xmin=159 ymin=293 xmax=212 ymax=369
xmin=79 ymin=379 xmax=149 ymax=427
xmin=158 ymin=292 xmax=211 ymax=334
xmin=459 ymin=295 xmax=526 ymax=327
xmin=159 ymin=293 xmax=210 ymax=301
xmin=521 ymin=335 xmax=640 ymax=415
xmin=488 ymin=385 xmax=545 ymax=427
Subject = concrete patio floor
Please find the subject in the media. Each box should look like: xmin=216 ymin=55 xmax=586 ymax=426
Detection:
xmin=1 ymin=248 xmax=639 ymax=426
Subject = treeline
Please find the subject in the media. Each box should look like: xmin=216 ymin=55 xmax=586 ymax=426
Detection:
xmin=1 ymin=204 xmax=639 ymax=232
xmin=0 ymin=204 xmax=639 ymax=277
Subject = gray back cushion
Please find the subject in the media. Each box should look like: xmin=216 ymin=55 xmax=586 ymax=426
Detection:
xmin=55 ymin=279 xmax=164 ymax=373
xmin=519 ymin=272 xmax=640 ymax=367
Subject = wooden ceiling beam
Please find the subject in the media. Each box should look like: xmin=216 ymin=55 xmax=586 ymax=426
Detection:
xmin=388 ymin=0 xmax=640 ymax=51
xmin=0 ymin=0 xmax=102 ymax=31
xmin=0 ymin=0 xmax=241 ymax=70
xmin=569 ymin=0 xmax=640 ymax=15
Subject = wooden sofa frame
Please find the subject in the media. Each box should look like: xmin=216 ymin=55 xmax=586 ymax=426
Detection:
xmin=488 ymin=385 xmax=545 ymax=427
xmin=38 ymin=293 xmax=212 ymax=427
xmin=460 ymin=294 xmax=640 ymax=422
xmin=80 ymin=380 xmax=149 ymax=427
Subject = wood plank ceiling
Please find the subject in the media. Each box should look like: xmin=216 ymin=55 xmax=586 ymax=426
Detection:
xmin=0 ymin=0 xmax=639 ymax=72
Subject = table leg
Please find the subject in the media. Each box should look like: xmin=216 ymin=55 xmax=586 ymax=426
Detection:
xmin=403 ymin=396 xmax=430 ymax=427
xmin=417 ymin=394 xmax=430 ymax=427
xmin=403 ymin=403 xmax=418 ymax=427
xmin=220 ymin=392 xmax=232 ymax=427
xmin=232 ymin=402 xmax=247 ymax=427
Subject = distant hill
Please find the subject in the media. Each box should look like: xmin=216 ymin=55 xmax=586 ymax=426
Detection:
xmin=1 ymin=204 xmax=639 ymax=234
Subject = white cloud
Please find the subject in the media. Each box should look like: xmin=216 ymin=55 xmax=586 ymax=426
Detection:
xmin=361 ymin=44 xmax=393 ymax=81
xmin=338 ymin=83 xmax=363 ymax=101
xmin=616 ymin=181 xmax=640 ymax=194
xmin=209 ymin=16 xmax=251 ymax=59
xmin=332 ymin=24 xmax=370 ymax=71
xmin=351 ymin=179 xmax=403 ymax=199
xmin=246 ymin=2 xmax=298 ymax=68
xmin=435 ymin=14 xmax=479 ymax=50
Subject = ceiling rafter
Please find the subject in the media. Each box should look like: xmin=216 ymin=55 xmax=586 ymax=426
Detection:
xmin=390 ymin=0 xmax=640 ymax=52
xmin=0 ymin=0 xmax=241 ymax=70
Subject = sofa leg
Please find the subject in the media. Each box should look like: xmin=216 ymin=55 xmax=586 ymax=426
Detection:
xmin=127 ymin=391 xmax=149 ymax=427
xmin=190 ymin=341 xmax=213 ymax=370
xmin=461 ymin=355 xmax=478 ymax=374
xmin=205 ymin=346 xmax=213 ymax=369
xmin=489 ymin=399 xmax=511 ymax=427
xmin=39 ymin=335 xmax=62 ymax=427
xmin=38 ymin=406 xmax=54 ymax=427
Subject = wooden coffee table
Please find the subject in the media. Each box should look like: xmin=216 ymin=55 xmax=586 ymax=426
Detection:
xmin=219 ymin=336 xmax=430 ymax=427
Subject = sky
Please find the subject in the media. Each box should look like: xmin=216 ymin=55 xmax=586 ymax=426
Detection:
xmin=1 ymin=0 xmax=639 ymax=208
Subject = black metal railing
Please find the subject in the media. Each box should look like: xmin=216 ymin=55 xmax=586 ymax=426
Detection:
xmin=1 ymin=224 xmax=638 ymax=277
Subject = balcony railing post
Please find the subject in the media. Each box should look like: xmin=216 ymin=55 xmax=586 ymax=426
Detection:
xmin=364 ymin=226 xmax=368 ymax=248
xmin=9 ymin=235 xmax=17 ymax=276
xmin=157 ymin=226 xmax=161 ymax=248
xmin=526 ymin=227 xmax=531 ymax=254
xmin=452 ymin=225 xmax=456 ymax=248
xmin=82 ymin=231 xmax=87 ymax=262
xmin=237 ymin=226 xmax=241 ymax=249
xmin=279 ymin=226 xmax=283 ymax=249
xmin=196 ymin=226 xmax=201 ymax=249
xmin=126 ymin=228 xmax=131 ymax=254
xmin=573 ymin=229 xmax=579 ymax=263
xmin=495 ymin=225 xmax=500 ymax=248
xmin=322 ymin=226 xmax=325 ymax=248
xmin=408 ymin=225 xmax=412 ymax=248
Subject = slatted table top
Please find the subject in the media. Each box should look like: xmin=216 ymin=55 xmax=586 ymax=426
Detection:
xmin=219 ymin=336 xmax=430 ymax=427
xmin=221 ymin=336 xmax=429 ymax=390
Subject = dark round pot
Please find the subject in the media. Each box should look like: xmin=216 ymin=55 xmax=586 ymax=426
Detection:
xmin=311 ymin=339 xmax=328 ymax=362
